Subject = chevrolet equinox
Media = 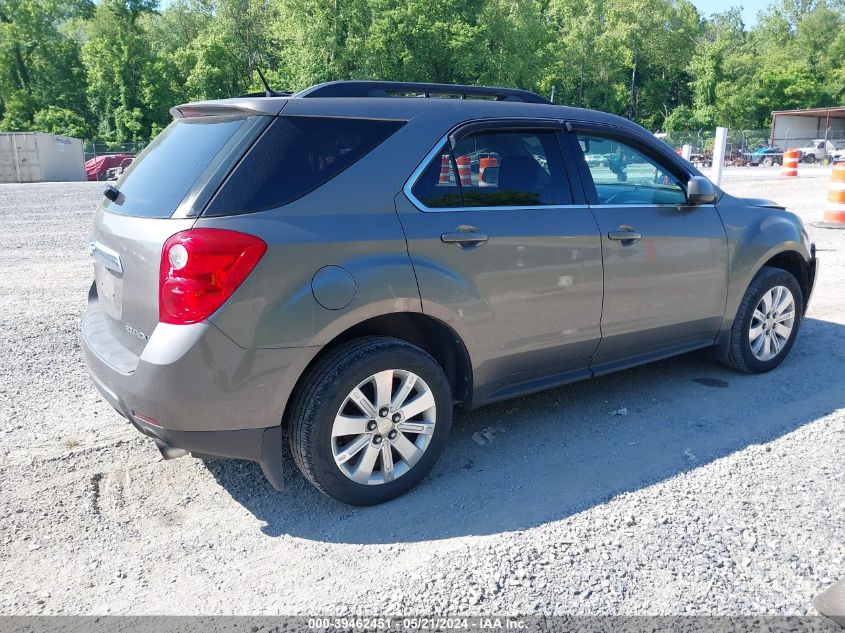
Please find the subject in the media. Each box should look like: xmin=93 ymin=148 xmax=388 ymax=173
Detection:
xmin=82 ymin=81 xmax=818 ymax=505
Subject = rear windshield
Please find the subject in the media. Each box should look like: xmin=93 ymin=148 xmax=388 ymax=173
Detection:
xmin=104 ymin=116 xmax=248 ymax=218
xmin=204 ymin=116 xmax=405 ymax=216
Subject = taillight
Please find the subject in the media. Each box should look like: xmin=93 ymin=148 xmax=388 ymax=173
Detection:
xmin=159 ymin=229 xmax=267 ymax=325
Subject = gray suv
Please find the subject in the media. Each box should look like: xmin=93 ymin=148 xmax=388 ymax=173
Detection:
xmin=82 ymin=81 xmax=817 ymax=505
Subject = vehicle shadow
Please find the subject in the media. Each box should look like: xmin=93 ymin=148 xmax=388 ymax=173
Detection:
xmin=205 ymin=316 xmax=845 ymax=544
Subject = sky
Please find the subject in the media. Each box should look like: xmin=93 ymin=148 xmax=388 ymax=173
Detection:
xmin=691 ymin=0 xmax=771 ymax=26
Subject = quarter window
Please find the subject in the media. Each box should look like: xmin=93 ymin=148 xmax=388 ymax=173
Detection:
xmin=577 ymin=134 xmax=687 ymax=205
xmin=206 ymin=116 xmax=405 ymax=215
xmin=411 ymin=130 xmax=572 ymax=209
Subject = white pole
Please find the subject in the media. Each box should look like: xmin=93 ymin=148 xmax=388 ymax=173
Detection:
xmin=711 ymin=126 xmax=728 ymax=186
xmin=681 ymin=144 xmax=692 ymax=161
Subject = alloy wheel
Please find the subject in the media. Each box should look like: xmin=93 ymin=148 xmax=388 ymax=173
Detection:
xmin=749 ymin=285 xmax=796 ymax=361
xmin=331 ymin=369 xmax=437 ymax=485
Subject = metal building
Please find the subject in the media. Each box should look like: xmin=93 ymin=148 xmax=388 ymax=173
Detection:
xmin=0 ymin=132 xmax=86 ymax=183
xmin=771 ymin=106 xmax=845 ymax=147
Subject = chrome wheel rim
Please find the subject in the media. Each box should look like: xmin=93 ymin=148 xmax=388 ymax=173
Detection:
xmin=331 ymin=369 xmax=436 ymax=485
xmin=749 ymin=285 xmax=796 ymax=362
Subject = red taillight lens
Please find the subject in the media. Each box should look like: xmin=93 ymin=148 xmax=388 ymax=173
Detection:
xmin=159 ymin=229 xmax=267 ymax=325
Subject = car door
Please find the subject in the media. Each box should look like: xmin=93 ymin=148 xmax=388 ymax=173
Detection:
xmin=396 ymin=121 xmax=603 ymax=404
xmin=564 ymin=125 xmax=729 ymax=373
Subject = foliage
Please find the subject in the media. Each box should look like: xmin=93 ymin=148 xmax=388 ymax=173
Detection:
xmin=0 ymin=0 xmax=843 ymax=141
xmin=0 ymin=0 xmax=93 ymax=133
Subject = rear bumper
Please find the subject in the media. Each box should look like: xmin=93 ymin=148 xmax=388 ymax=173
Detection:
xmin=83 ymin=354 xmax=284 ymax=489
xmin=80 ymin=295 xmax=313 ymax=491
xmin=132 ymin=414 xmax=284 ymax=491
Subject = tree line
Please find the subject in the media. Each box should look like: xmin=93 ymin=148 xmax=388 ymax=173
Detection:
xmin=1 ymin=0 xmax=843 ymax=144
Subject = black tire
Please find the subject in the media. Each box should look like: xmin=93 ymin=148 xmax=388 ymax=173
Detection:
xmin=288 ymin=336 xmax=453 ymax=505
xmin=722 ymin=267 xmax=803 ymax=374
xmin=762 ymin=157 xmax=774 ymax=167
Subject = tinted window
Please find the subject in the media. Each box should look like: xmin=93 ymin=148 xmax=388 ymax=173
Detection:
xmin=105 ymin=116 xmax=247 ymax=218
xmin=411 ymin=130 xmax=571 ymax=209
xmin=577 ymin=134 xmax=686 ymax=205
xmin=206 ymin=116 xmax=404 ymax=215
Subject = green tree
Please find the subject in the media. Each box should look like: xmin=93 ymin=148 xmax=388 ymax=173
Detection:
xmin=82 ymin=0 xmax=160 ymax=141
xmin=475 ymin=0 xmax=549 ymax=89
xmin=271 ymin=0 xmax=371 ymax=90
xmin=32 ymin=105 xmax=89 ymax=137
xmin=685 ymin=9 xmax=744 ymax=128
xmin=0 ymin=0 xmax=93 ymax=135
xmin=364 ymin=0 xmax=487 ymax=84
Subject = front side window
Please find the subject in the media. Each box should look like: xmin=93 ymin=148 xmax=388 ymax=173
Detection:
xmin=411 ymin=129 xmax=572 ymax=209
xmin=577 ymin=133 xmax=687 ymax=205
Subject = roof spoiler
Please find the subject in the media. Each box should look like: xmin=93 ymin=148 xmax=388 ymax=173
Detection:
xmin=170 ymin=97 xmax=287 ymax=119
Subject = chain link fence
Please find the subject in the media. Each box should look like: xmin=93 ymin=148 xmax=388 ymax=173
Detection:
xmin=82 ymin=141 xmax=148 ymax=181
xmin=83 ymin=141 xmax=147 ymax=162
xmin=657 ymin=128 xmax=845 ymax=168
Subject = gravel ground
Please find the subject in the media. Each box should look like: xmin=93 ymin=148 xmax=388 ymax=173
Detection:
xmin=0 ymin=167 xmax=843 ymax=616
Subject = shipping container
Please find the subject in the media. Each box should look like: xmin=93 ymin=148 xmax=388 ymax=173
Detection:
xmin=0 ymin=132 xmax=86 ymax=183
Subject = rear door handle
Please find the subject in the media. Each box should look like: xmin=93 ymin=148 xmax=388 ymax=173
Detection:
xmin=441 ymin=228 xmax=489 ymax=247
xmin=607 ymin=230 xmax=642 ymax=243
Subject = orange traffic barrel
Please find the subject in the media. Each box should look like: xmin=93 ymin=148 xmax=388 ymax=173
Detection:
xmin=438 ymin=154 xmax=451 ymax=184
xmin=456 ymin=154 xmax=472 ymax=186
xmin=819 ymin=162 xmax=845 ymax=227
xmin=781 ymin=149 xmax=799 ymax=177
xmin=478 ymin=156 xmax=498 ymax=187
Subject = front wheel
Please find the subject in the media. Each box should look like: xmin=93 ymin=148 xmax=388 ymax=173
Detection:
xmin=288 ymin=337 xmax=453 ymax=505
xmin=722 ymin=267 xmax=803 ymax=374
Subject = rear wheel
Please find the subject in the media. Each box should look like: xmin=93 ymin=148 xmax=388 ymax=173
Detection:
xmin=804 ymin=154 xmax=816 ymax=164
xmin=762 ymin=156 xmax=774 ymax=167
xmin=722 ymin=267 xmax=803 ymax=374
xmin=288 ymin=336 xmax=452 ymax=505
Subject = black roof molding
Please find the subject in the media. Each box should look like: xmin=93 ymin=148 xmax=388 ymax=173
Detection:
xmin=238 ymin=90 xmax=292 ymax=98
xmin=295 ymin=80 xmax=551 ymax=104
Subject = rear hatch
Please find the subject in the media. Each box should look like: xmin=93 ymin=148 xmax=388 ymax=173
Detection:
xmin=87 ymin=109 xmax=272 ymax=367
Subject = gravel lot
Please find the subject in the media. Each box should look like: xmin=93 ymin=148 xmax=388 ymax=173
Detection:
xmin=0 ymin=166 xmax=843 ymax=616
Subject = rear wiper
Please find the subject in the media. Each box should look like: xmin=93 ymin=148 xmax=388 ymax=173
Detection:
xmin=104 ymin=184 xmax=121 ymax=203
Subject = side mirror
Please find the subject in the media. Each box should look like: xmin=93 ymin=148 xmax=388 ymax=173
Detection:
xmin=686 ymin=176 xmax=717 ymax=205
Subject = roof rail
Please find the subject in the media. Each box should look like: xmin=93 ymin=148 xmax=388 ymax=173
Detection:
xmin=295 ymin=81 xmax=551 ymax=104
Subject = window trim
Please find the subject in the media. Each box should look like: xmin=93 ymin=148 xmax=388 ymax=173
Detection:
xmin=448 ymin=118 xmax=563 ymax=147
xmin=405 ymin=120 xmax=580 ymax=213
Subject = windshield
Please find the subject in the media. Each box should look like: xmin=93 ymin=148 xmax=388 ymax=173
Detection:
xmin=104 ymin=115 xmax=251 ymax=218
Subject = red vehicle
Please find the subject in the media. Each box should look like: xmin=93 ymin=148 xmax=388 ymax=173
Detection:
xmin=85 ymin=153 xmax=134 ymax=181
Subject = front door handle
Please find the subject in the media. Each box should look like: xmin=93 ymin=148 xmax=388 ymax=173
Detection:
xmin=441 ymin=226 xmax=489 ymax=247
xmin=607 ymin=229 xmax=642 ymax=244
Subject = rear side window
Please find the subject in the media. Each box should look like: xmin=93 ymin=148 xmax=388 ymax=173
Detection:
xmin=205 ymin=116 xmax=405 ymax=215
xmin=411 ymin=130 xmax=572 ymax=209
xmin=105 ymin=116 xmax=248 ymax=218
